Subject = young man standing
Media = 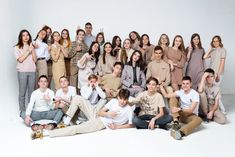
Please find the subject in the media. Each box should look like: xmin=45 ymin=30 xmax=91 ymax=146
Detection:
xmin=84 ymin=22 xmax=96 ymax=47
xmin=33 ymin=89 xmax=134 ymax=138
xmin=160 ymin=76 xmax=202 ymax=140
xmin=99 ymin=62 xmax=123 ymax=100
xmin=68 ymin=29 xmax=88 ymax=90
xmin=63 ymin=74 xmax=107 ymax=125
xmin=198 ymin=68 xmax=226 ymax=124
xmin=23 ymin=75 xmax=63 ymax=130
xmin=130 ymin=77 xmax=172 ymax=130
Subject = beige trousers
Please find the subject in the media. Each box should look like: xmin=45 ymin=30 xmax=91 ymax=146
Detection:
xmin=36 ymin=59 xmax=48 ymax=79
xmin=199 ymin=92 xmax=226 ymax=124
xmin=49 ymin=95 xmax=106 ymax=137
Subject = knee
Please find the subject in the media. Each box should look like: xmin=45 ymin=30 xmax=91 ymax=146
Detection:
xmin=216 ymin=116 xmax=227 ymax=125
xmin=132 ymin=116 xmax=140 ymax=126
xmin=195 ymin=116 xmax=203 ymax=124
xmin=99 ymin=99 xmax=107 ymax=104
xmin=166 ymin=115 xmax=173 ymax=123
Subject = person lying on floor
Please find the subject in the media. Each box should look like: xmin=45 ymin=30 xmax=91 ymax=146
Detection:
xmin=31 ymin=88 xmax=134 ymax=139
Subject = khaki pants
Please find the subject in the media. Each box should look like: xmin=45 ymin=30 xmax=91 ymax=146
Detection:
xmin=168 ymin=88 xmax=202 ymax=136
xmin=178 ymin=112 xmax=202 ymax=136
xmin=47 ymin=60 xmax=53 ymax=88
xmin=161 ymin=86 xmax=179 ymax=119
xmin=49 ymin=95 xmax=106 ymax=137
xmin=36 ymin=60 xmax=48 ymax=80
xmin=199 ymin=92 xmax=226 ymax=124
xmin=70 ymin=64 xmax=78 ymax=88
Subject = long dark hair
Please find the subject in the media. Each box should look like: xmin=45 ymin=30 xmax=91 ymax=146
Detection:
xmin=102 ymin=42 xmax=113 ymax=64
xmin=15 ymin=29 xmax=32 ymax=49
xmin=127 ymin=50 xmax=145 ymax=70
xmin=88 ymin=41 xmax=100 ymax=64
xmin=111 ymin=35 xmax=121 ymax=56
xmin=139 ymin=34 xmax=151 ymax=48
xmin=34 ymin=29 xmax=47 ymax=43
xmin=191 ymin=33 xmax=202 ymax=49
xmin=42 ymin=25 xmax=52 ymax=44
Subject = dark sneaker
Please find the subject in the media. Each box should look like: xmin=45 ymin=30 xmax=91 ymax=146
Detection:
xmin=170 ymin=129 xmax=182 ymax=140
xmin=203 ymin=117 xmax=210 ymax=123
xmin=31 ymin=130 xmax=43 ymax=140
xmin=171 ymin=121 xmax=181 ymax=131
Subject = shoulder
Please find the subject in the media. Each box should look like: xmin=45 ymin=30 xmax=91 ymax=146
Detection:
xmin=106 ymin=98 xmax=118 ymax=106
xmin=47 ymin=88 xmax=55 ymax=94
xmin=69 ymin=86 xmax=76 ymax=91
xmin=14 ymin=46 xmax=20 ymax=51
xmin=148 ymin=61 xmax=154 ymax=67
xmin=190 ymin=89 xmax=199 ymax=96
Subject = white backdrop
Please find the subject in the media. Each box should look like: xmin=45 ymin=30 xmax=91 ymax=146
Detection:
xmin=0 ymin=0 xmax=235 ymax=116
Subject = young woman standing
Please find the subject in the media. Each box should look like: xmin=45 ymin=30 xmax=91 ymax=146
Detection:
xmin=50 ymin=31 xmax=68 ymax=90
xmin=14 ymin=29 xmax=37 ymax=117
xmin=164 ymin=35 xmax=186 ymax=91
xmin=186 ymin=33 xmax=205 ymax=90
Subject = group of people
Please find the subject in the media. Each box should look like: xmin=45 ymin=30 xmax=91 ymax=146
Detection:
xmin=14 ymin=22 xmax=227 ymax=140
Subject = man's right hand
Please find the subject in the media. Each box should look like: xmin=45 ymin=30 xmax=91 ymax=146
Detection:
xmin=25 ymin=115 xmax=32 ymax=126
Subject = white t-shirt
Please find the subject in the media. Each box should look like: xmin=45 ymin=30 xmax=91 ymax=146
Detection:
xmin=55 ymin=86 xmax=76 ymax=102
xmin=99 ymin=99 xmax=133 ymax=129
xmin=175 ymin=89 xmax=199 ymax=115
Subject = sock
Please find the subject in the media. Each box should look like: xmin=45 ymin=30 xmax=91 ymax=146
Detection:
xmin=63 ymin=116 xmax=71 ymax=125
xmin=43 ymin=130 xmax=49 ymax=136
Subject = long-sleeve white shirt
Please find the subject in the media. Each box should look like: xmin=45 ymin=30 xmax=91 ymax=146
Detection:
xmin=33 ymin=39 xmax=50 ymax=60
xmin=26 ymin=88 xmax=55 ymax=116
xmin=80 ymin=85 xmax=106 ymax=105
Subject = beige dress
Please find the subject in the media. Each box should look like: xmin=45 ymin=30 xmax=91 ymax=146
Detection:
xmin=51 ymin=44 xmax=66 ymax=90
xmin=164 ymin=47 xmax=186 ymax=85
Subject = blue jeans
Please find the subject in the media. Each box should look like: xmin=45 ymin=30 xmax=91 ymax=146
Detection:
xmin=21 ymin=109 xmax=63 ymax=124
xmin=133 ymin=114 xmax=173 ymax=129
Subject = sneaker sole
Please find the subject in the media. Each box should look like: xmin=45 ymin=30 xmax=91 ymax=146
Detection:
xmin=170 ymin=129 xmax=182 ymax=140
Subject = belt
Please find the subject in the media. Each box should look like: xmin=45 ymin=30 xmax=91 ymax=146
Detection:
xmin=37 ymin=57 xmax=46 ymax=60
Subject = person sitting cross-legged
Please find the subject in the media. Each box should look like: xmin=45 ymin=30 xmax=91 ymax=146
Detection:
xmin=129 ymin=77 xmax=172 ymax=130
xmin=23 ymin=75 xmax=63 ymax=132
